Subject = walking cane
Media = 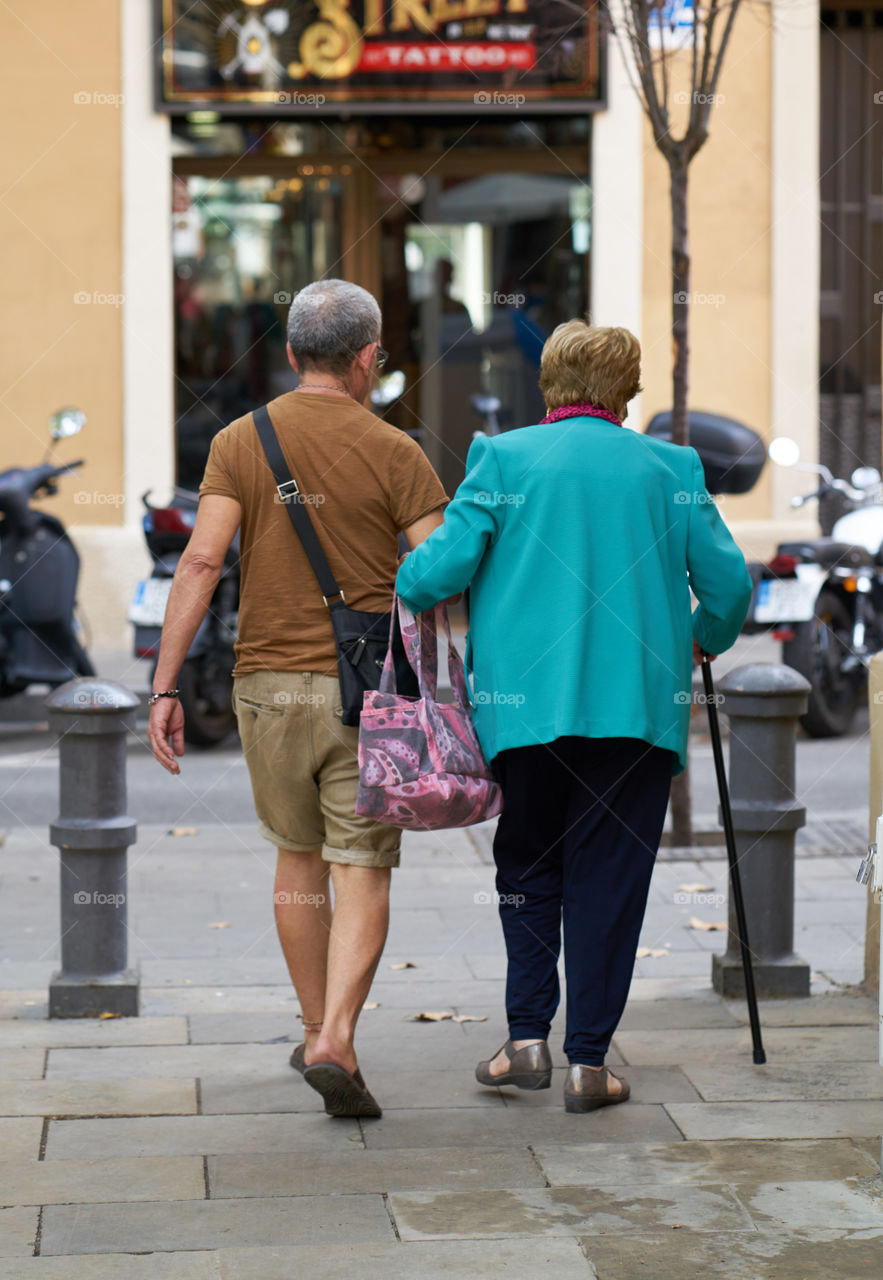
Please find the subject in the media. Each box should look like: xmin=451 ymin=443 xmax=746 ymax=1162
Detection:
xmin=700 ymin=654 xmax=767 ymax=1065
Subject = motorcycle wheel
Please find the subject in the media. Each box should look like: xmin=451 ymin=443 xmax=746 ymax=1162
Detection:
xmin=177 ymin=656 xmax=236 ymax=746
xmin=782 ymin=590 xmax=861 ymax=738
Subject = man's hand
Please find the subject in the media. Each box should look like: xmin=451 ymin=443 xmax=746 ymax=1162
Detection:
xmin=149 ymin=698 xmax=185 ymax=775
xmin=693 ymin=639 xmax=718 ymax=666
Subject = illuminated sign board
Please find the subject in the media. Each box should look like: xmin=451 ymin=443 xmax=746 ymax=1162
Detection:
xmin=155 ymin=1 xmax=603 ymax=113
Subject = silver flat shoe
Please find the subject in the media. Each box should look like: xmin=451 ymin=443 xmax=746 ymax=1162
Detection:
xmin=564 ymin=1064 xmax=630 ymax=1113
xmin=475 ymin=1039 xmax=552 ymax=1090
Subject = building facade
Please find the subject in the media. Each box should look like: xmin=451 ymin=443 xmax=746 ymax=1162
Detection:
xmin=0 ymin=1 xmax=856 ymax=649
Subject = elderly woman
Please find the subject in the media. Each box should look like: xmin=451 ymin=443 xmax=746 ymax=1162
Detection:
xmin=396 ymin=320 xmax=752 ymax=1113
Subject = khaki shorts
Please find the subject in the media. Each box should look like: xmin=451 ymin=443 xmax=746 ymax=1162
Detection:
xmin=233 ymin=670 xmax=401 ymax=868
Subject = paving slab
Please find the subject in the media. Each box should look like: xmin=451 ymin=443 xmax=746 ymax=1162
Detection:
xmin=0 ymin=1206 xmax=38 ymax=1258
xmin=666 ymin=1101 xmax=883 ymax=1140
xmin=614 ymin=1024 xmax=878 ymax=1066
xmin=616 ymin=997 xmax=740 ymax=1031
xmin=216 ymin=1238 xmax=596 ymax=1279
xmin=44 ymin=1111 xmax=362 ymax=1160
xmin=0 ymin=1155 xmax=204 ymax=1206
xmin=361 ymin=1104 xmax=683 ymax=1149
xmin=724 ymin=993 xmax=876 ymax=1027
xmin=388 ymin=1181 xmax=753 ymax=1241
xmin=0 ymin=1254 xmax=219 ymax=1279
xmin=738 ymin=1177 xmax=883 ymax=1231
xmin=534 ymin=1138 xmax=878 ymax=1187
xmin=0 ymin=1049 xmax=44 ymax=1080
xmin=141 ymin=986 xmax=299 ymax=1016
xmin=582 ymin=1227 xmax=883 ymax=1280
xmin=40 ymin=1194 xmax=394 ymax=1255
xmin=683 ymin=1059 xmax=883 ymax=1102
xmin=209 ymin=1145 xmax=544 ymax=1198
xmin=0 ymin=1079 xmax=196 ymax=1118
xmin=45 ymin=1044 xmax=315 ymax=1080
xmin=0 ymin=1119 xmax=42 ymax=1161
xmin=0 ymin=1017 xmax=189 ymax=1048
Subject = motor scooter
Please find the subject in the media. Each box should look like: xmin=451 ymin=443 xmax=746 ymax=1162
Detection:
xmin=0 ymin=408 xmax=94 ymax=697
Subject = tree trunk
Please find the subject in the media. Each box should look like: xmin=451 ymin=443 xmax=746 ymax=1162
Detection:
xmin=669 ymin=156 xmax=693 ymax=846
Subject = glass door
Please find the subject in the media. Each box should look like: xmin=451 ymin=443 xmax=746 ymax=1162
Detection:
xmin=377 ymin=169 xmax=591 ymax=496
xmin=172 ymin=172 xmax=345 ymax=489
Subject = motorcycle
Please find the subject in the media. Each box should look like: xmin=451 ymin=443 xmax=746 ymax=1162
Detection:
xmin=129 ymin=487 xmax=239 ymax=746
xmin=471 ymin=392 xmax=502 ymax=438
xmin=743 ymin=435 xmax=883 ymax=737
xmin=0 ymin=408 xmax=94 ymax=697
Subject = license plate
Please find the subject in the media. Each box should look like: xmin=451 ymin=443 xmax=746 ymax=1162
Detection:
xmin=753 ymin=576 xmax=819 ymax=624
xmin=128 ymin=578 xmax=173 ymax=627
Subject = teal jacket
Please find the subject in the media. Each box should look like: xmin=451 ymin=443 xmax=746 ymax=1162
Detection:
xmin=395 ymin=417 xmax=753 ymax=775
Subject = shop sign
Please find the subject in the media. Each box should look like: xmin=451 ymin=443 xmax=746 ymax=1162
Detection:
xmin=155 ymin=1 xmax=603 ymax=112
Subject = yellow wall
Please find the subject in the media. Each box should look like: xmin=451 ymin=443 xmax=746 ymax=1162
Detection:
xmin=641 ymin=3 xmax=773 ymax=529
xmin=0 ymin=1 xmax=123 ymax=527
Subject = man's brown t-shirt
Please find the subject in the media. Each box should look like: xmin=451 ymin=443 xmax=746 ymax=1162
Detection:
xmin=199 ymin=390 xmax=448 ymax=676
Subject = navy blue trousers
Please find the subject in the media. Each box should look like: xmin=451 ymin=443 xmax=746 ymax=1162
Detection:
xmin=491 ymin=736 xmax=673 ymax=1066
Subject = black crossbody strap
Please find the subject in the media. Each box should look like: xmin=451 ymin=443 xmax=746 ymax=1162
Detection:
xmin=252 ymin=404 xmax=344 ymax=607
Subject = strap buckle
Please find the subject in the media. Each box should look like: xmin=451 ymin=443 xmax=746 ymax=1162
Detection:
xmin=322 ymin=590 xmax=346 ymax=607
xmin=276 ymin=478 xmax=300 ymax=503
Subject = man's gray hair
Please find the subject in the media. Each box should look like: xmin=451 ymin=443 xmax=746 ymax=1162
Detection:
xmin=286 ymin=279 xmax=382 ymax=376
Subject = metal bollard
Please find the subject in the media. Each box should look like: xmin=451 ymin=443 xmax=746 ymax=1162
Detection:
xmin=46 ymin=678 xmax=140 ymax=1017
xmin=711 ymin=663 xmax=811 ymax=999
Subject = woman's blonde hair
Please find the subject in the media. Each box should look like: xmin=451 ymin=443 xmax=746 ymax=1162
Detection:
xmin=539 ymin=320 xmax=642 ymax=420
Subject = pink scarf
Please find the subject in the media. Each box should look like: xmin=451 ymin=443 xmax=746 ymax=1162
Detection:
xmin=540 ymin=401 xmax=622 ymax=427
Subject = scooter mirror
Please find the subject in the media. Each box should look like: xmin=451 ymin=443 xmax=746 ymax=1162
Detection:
xmin=471 ymin=393 xmax=502 ymax=415
xmin=370 ymin=369 xmax=406 ymax=408
xmin=48 ymin=407 xmax=86 ymax=441
xmin=851 ymin=465 xmax=882 ymax=490
xmin=768 ymin=436 xmax=800 ymax=467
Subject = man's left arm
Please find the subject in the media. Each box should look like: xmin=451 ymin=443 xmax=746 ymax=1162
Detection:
xmin=148 ymin=494 xmax=241 ymax=774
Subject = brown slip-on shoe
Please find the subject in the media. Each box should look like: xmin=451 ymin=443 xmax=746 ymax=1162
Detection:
xmin=289 ymin=1043 xmax=306 ymax=1075
xmin=564 ymin=1064 xmax=630 ymax=1113
xmin=475 ymin=1039 xmax=552 ymax=1090
xmin=303 ymin=1060 xmax=383 ymax=1118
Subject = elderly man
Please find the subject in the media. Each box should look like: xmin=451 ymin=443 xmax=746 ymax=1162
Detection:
xmin=149 ymin=280 xmax=447 ymax=1117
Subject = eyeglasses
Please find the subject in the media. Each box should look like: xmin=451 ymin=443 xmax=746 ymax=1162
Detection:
xmin=375 ymin=346 xmax=389 ymax=370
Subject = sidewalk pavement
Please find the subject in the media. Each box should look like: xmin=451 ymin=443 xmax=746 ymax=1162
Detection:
xmin=0 ymin=821 xmax=881 ymax=1277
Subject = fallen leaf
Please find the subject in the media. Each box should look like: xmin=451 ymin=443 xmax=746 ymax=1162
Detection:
xmin=98 ymin=1011 xmax=121 ymax=1020
xmin=635 ymin=947 xmax=669 ymax=958
xmin=689 ymin=917 xmax=727 ymax=932
xmin=208 ymin=922 xmax=231 ymax=929
xmin=390 ymin=961 xmax=418 ymax=970
xmin=409 ymin=1010 xmax=454 ymax=1022
xmin=671 ymin=1224 xmax=682 ymax=1230
xmin=170 ymin=826 xmax=198 ymax=837
xmin=678 ymin=882 xmax=713 ymax=893
xmin=362 ymin=1001 xmax=381 ymax=1010
xmin=452 ymin=1014 xmax=488 ymax=1023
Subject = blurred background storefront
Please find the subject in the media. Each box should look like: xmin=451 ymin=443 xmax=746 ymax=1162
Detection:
xmin=161 ymin=2 xmax=600 ymax=497
xmin=0 ymin=1 xmax=832 ymax=647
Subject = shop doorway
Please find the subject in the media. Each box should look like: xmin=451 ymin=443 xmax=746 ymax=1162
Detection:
xmin=171 ymin=137 xmax=590 ymax=493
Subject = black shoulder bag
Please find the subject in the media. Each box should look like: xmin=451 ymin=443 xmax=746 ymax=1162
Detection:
xmin=252 ymin=405 xmax=418 ymax=725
